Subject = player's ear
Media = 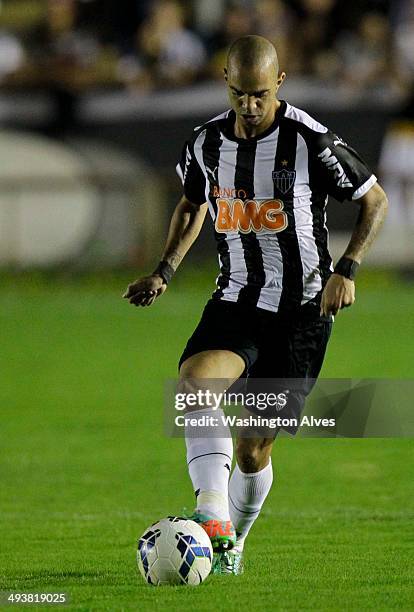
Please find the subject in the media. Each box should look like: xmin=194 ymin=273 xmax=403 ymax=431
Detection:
xmin=276 ymin=71 xmax=286 ymax=89
xmin=277 ymin=71 xmax=286 ymax=84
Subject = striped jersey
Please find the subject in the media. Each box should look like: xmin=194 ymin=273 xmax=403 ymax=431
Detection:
xmin=176 ymin=100 xmax=376 ymax=313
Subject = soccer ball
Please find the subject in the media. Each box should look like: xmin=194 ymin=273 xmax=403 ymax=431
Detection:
xmin=137 ymin=516 xmax=213 ymax=586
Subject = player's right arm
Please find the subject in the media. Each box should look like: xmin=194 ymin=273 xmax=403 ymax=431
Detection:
xmin=123 ymin=195 xmax=208 ymax=307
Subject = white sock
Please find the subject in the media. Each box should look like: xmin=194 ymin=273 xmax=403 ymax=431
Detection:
xmin=228 ymin=460 xmax=273 ymax=550
xmin=185 ymin=408 xmax=233 ymax=521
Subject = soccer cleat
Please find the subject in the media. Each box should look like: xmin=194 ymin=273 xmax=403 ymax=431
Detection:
xmin=188 ymin=512 xmax=236 ymax=552
xmin=211 ymin=550 xmax=244 ymax=575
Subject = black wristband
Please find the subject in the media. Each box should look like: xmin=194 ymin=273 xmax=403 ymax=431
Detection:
xmin=153 ymin=260 xmax=175 ymax=285
xmin=333 ymin=257 xmax=359 ymax=280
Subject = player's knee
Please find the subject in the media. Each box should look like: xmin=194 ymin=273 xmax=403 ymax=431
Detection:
xmin=179 ymin=355 xmax=208 ymax=380
xmin=236 ymin=439 xmax=272 ymax=473
xmin=175 ymin=376 xmax=204 ymax=413
xmin=177 ymin=361 xmax=225 ymax=412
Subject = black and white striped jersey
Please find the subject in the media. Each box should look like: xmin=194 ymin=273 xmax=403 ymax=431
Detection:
xmin=176 ymin=100 xmax=376 ymax=313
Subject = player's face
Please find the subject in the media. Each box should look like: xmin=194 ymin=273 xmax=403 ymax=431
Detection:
xmin=225 ymin=65 xmax=285 ymax=128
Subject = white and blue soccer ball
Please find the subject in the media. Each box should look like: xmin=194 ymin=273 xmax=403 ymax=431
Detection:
xmin=137 ymin=516 xmax=213 ymax=586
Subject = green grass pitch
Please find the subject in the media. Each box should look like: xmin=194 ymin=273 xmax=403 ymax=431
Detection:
xmin=0 ymin=267 xmax=413 ymax=611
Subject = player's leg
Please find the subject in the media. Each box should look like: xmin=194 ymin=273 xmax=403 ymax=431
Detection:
xmin=225 ymin=315 xmax=285 ymax=559
xmin=229 ymin=436 xmax=274 ymax=552
xmin=177 ymin=299 xmax=259 ymax=551
xmin=210 ymin=435 xmax=274 ymax=574
xmin=179 ymin=349 xmax=245 ymax=550
xmin=222 ymin=305 xmax=333 ymax=573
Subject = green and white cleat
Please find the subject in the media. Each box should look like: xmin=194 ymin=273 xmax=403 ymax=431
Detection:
xmin=212 ymin=549 xmax=244 ymax=575
xmin=188 ymin=512 xmax=236 ymax=552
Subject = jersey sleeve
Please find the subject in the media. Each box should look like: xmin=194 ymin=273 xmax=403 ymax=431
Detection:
xmin=176 ymin=136 xmax=207 ymax=206
xmin=313 ymin=130 xmax=377 ymax=202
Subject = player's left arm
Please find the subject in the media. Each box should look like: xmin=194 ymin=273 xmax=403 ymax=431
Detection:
xmin=321 ymin=182 xmax=388 ymax=316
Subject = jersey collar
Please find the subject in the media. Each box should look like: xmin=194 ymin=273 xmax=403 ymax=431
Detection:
xmin=220 ymin=100 xmax=287 ymax=143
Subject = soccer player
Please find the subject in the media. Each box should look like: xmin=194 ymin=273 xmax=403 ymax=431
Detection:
xmin=124 ymin=36 xmax=388 ymax=575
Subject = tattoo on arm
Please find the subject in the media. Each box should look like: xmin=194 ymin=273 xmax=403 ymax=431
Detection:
xmin=344 ymin=196 xmax=387 ymax=263
xmin=164 ymin=250 xmax=182 ymax=271
xmin=159 ymin=197 xmax=207 ymax=273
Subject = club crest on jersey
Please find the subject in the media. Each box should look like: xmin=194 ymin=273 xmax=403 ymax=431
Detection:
xmin=272 ymin=169 xmax=296 ymax=194
xmin=215 ymin=198 xmax=288 ymax=234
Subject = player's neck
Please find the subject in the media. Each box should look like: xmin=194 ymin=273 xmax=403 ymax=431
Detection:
xmin=234 ymin=100 xmax=281 ymax=140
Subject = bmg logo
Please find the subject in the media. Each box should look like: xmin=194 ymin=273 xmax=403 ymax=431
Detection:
xmin=215 ymin=198 xmax=288 ymax=233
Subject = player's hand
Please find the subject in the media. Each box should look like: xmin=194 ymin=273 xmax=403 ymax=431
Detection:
xmin=320 ymin=273 xmax=355 ymax=317
xmin=122 ymin=275 xmax=167 ymax=307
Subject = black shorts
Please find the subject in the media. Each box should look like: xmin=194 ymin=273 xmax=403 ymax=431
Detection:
xmin=178 ymin=298 xmax=333 ymax=434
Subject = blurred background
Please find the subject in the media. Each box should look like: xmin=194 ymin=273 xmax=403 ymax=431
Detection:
xmin=0 ymin=0 xmax=413 ymax=270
